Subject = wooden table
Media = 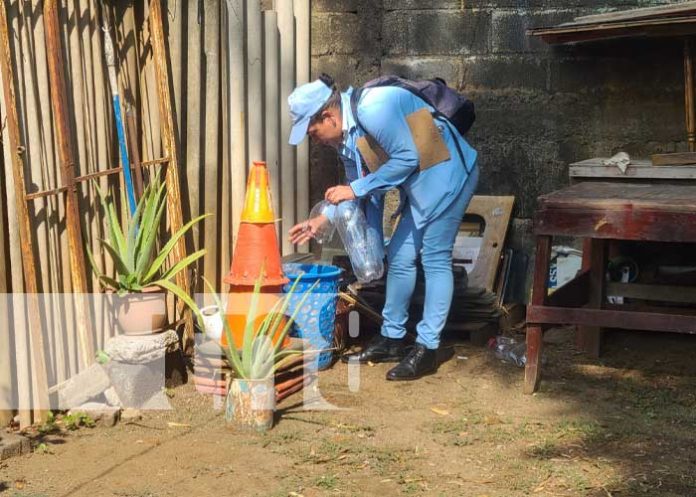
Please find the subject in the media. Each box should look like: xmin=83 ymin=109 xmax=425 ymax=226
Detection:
xmin=524 ymin=181 xmax=696 ymax=393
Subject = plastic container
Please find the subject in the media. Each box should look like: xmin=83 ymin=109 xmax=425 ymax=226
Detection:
xmin=282 ymin=263 xmax=342 ymax=370
xmin=334 ymin=201 xmax=384 ymax=283
xmin=308 ymin=200 xmax=337 ymax=245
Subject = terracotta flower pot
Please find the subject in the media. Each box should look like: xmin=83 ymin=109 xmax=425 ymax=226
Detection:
xmin=225 ymin=377 xmax=275 ymax=432
xmin=112 ymin=286 xmax=168 ymax=335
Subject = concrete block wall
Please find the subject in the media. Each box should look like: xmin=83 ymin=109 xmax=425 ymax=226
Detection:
xmin=310 ymin=0 xmax=685 ymax=221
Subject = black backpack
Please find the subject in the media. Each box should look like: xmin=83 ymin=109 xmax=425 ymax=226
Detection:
xmin=349 ymin=76 xmax=475 ymax=137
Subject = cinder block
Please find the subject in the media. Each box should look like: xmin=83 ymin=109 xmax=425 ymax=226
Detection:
xmin=491 ymin=9 xmax=576 ymax=54
xmin=384 ymin=0 xmax=464 ymax=10
xmin=381 ymin=56 xmax=464 ymax=86
xmin=313 ymin=0 xmax=360 ymax=13
xmin=384 ymin=10 xmax=491 ymax=56
xmin=312 ymin=13 xmax=363 ymax=56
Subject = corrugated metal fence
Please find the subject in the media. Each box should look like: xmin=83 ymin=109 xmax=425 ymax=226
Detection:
xmin=0 ymin=0 xmax=310 ymax=425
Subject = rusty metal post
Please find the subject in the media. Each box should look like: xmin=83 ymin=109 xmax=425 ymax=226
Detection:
xmin=685 ymin=38 xmax=696 ymax=152
xmin=149 ymin=0 xmax=195 ymax=353
xmin=43 ymin=0 xmax=95 ymax=369
xmin=0 ymin=1 xmax=49 ymax=424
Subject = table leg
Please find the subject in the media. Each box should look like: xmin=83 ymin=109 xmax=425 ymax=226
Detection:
xmin=577 ymin=238 xmax=606 ymax=357
xmin=524 ymin=235 xmax=551 ymax=394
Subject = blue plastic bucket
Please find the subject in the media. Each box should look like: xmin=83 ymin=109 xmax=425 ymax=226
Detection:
xmin=282 ymin=263 xmax=342 ymax=370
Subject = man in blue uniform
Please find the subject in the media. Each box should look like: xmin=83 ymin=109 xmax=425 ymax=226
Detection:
xmin=288 ymin=75 xmax=479 ymax=381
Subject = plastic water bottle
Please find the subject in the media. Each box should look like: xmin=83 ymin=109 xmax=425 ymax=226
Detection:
xmin=334 ymin=201 xmax=384 ymax=283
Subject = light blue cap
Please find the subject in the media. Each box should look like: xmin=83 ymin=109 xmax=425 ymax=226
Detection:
xmin=288 ymin=79 xmax=333 ymax=145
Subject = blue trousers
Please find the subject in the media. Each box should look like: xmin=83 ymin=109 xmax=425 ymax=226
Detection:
xmin=381 ymin=167 xmax=479 ymax=349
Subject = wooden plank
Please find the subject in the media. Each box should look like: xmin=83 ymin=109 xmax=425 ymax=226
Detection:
xmin=294 ymin=0 xmax=310 ymax=253
xmin=226 ymin=0 xmax=247 ymax=258
xmin=44 ymin=0 xmax=95 ymax=372
xmin=547 ymin=269 xmax=589 ymax=308
xmin=203 ymin=0 xmax=221 ymax=289
xmin=574 ymin=2 xmax=696 ymax=25
xmin=577 ymin=239 xmax=605 ymax=357
xmin=0 ymin=101 xmax=12 ymax=427
xmin=529 ymin=17 xmax=696 ymax=45
xmin=527 ymin=305 xmax=696 ymax=334
xmin=0 ymin=1 xmax=49 ymax=424
xmin=651 ymin=152 xmax=696 ymax=166
xmin=277 ymin=0 xmax=296 ymax=255
xmin=606 ymin=282 xmax=696 ymax=304
xmin=524 ymin=235 xmax=551 ymax=395
xmin=246 ymin=0 xmax=264 ymax=164
xmin=685 ymin=38 xmax=696 ymax=153
xmin=219 ymin=8 xmax=231 ymax=291
xmin=535 ymin=207 xmax=696 ymax=243
xmin=149 ymin=0 xmax=194 ymax=354
xmin=264 ymin=10 xmax=280 ymax=220
xmin=465 ymin=195 xmax=515 ymax=291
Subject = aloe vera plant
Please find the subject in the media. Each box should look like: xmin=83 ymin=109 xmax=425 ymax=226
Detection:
xmin=89 ymin=173 xmax=209 ymax=319
xmin=204 ymin=272 xmax=318 ymax=380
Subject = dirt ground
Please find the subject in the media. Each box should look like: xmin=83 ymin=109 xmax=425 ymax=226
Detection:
xmin=1 ymin=327 xmax=695 ymax=497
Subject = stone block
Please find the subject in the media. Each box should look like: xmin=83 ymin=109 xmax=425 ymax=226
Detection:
xmin=384 ymin=10 xmax=491 ymax=56
xmin=53 ymin=363 xmax=111 ymax=410
xmin=69 ymin=402 xmax=120 ymax=427
xmin=107 ymin=360 xmax=169 ymax=409
xmin=0 ymin=433 xmax=30 ymax=460
xmin=104 ymin=330 xmax=179 ymax=364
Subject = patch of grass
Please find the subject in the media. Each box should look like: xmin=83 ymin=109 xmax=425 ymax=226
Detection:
xmin=62 ymin=411 xmax=95 ymax=430
xmin=528 ymin=439 xmax=560 ymax=459
xmin=37 ymin=412 xmax=58 ymax=434
xmin=314 ymin=474 xmax=339 ymax=490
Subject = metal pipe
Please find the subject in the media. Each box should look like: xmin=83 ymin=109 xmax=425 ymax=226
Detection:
xmin=103 ymin=23 xmax=137 ymax=214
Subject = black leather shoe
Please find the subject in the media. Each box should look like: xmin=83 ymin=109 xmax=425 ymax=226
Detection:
xmin=386 ymin=344 xmax=437 ymax=381
xmin=340 ymin=335 xmax=406 ymax=364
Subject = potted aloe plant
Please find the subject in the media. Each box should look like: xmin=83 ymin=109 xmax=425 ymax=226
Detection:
xmin=89 ymin=174 xmax=209 ymax=335
xmin=204 ymin=271 xmax=316 ymax=432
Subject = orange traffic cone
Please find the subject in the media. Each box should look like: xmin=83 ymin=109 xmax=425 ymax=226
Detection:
xmin=223 ymin=161 xmax=289 ymax=350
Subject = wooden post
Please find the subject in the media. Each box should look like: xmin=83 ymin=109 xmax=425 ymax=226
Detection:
xmin=524 ymin=235 xmax=551 ymax=395
xmin=43 ymin=0 xmax=95 ymax=371
xmin=685 ymin=38 xmax=696 ymax=152
xmin=0 ymin=1 xmax=49 ymax=423
xmin=149 ymin=0 xmax=195 ymax=353
xmin=576 ymin=238 xmax=606 ymax=357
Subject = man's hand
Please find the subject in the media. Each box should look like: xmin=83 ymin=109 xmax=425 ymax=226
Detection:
xmin=325 ymin=185 xmax=356 ymax=204
xmin=289 ymin=215 xmax=328 ymax=245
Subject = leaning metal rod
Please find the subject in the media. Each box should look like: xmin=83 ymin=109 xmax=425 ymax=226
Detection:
xmin=24 ymin=158 xmax=170 ymax=201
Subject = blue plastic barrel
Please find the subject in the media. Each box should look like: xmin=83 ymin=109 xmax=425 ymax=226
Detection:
xmin=282 ymin=263 xmax=342 ymax=370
